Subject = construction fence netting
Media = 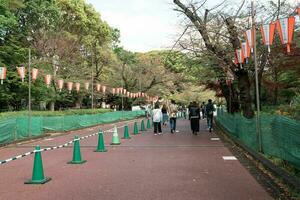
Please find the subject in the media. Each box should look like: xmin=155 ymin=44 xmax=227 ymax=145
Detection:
xmin=0 ymin=110 xmax=145 ymax=145
xmin=216 ymin=107 xmax=300 ymax=170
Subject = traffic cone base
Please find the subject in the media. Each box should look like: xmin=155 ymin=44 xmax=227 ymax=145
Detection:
xmin=122 ymin=136 xmax=131 ymax=139
xmin=25 ymin=177 xmax=51 ymax=184
xmin=110 ymin=142 xmax=121 ymax=145
xmin=67 ymin=160 xmax=87 ymax=164
xmin=94 ymin=149 xmax=108 ymax=152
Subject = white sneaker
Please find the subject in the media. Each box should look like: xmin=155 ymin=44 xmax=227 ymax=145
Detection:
xmin=154 ymin=134 xmax=158 ymax=136
xmin=175 ymin=130 xmax=179 ymax=133
xmin=158 ymin=132 xmax=162 ymax=135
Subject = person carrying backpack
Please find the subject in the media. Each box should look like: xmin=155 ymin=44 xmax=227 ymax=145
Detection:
xmin=189 ymin=101 xmax=200 ymax=135
xmin=205 ymin=99 xmax=215 ymax=132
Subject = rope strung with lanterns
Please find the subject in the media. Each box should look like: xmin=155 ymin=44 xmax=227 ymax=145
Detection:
xmin=234 ymin=8 xmax=298 ymax=65
xmin=0 ymin=66 xmax=158 ymax=102
xmin=217 ymin=7 xmax=300 ymax=90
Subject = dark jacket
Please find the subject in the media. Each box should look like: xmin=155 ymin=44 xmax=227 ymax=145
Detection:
xmin=205 ymin=102 xmax=215 ymax=116
xmin=189 ymin=106 xmax=200 ymax=119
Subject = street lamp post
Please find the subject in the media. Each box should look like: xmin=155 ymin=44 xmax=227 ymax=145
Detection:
xmin=91 ymin=56 xmax=94 ymax=109
xmin=252 ymin=0 xmax=262 ymax=152
xmin=121 ymin=63 xmax=125 ymax=120
xmin=27 ymin=37 xmax=32 ymax=137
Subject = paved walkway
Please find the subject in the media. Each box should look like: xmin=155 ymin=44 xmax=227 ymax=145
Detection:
xmin=0 ymin=118 xmax=273 ymax=200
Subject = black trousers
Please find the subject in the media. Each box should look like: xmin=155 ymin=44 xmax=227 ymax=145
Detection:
xmin=153 ymin=122 xmax=162 ymax=133
xmin=190 ymin=118 xmax=200 ymax=132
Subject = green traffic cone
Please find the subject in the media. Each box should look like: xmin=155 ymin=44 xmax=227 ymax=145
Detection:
xmin=140 ymin=120 xmax=146 ymax=131
xmin=146 ymin=118 xmax=151 ymax=129
xmin=111 ymin=125 xmax=121 ymax=145
xmin=68 ymin=135 xmax=86 ymax=164
xmin=25 ymin=145 xmax=51 ymax=184
xmin=94 ymin=130 xmax=107 ymax=152
xmin=122 ymin=124 xmax=131 ymax=139
xmin=133 ymin=122 xmax=139 ymax=135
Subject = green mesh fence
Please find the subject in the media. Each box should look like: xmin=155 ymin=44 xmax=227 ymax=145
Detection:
xmin=216 ymin=107 xmax=300 ymax=169
xmin=0 ymin=110 xmax=145 ymax=145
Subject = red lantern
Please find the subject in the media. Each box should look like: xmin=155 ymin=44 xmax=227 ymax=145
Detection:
xmin=84 ymin=82 xmax=89 ymax=90
xmin=245 ymin=28 xmax=255 ymax=53
xmin=44 ymin=75 xmax=51 ymax=87
xmin=123 ymin=88 xmax=127 ymax=95
xmin=235 ymin=49 xmax=244 ymax=66
xmin=57 ymin=79 xmax=64 ymax=92
xmin=276 ymin=16 xmax=295 ymax=53
xmin=0 ymin=67 xmax=7 ymax=84
xmin=241 ymin=42 xmax=250 ymax=60
xmin=112 ymin=88 xmax=116 ymax=95
xmin=75 ymin=83 xmax=80 ymax=93
xmin=102 ymin=85 xmax=106 ymax=93
xmin=96 ymin=84 xmax=101 ymax=92
xmin=31 ymin=68 xmax=38 ymax=82
xmin=17 ymin=67 xmax=26 ymax=82
xmin=67 ymin=82 xmax=73 ymax=93
xmin=127 ymin=91 xmax=130 ymax=97
xmin=260 ymin=22 xmax=276 ymax=52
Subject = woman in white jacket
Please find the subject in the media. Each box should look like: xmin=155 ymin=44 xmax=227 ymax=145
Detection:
xmin=152 ymin=104 xmax=163 ymax=135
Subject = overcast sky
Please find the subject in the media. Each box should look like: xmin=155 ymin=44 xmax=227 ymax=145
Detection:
xmin=86 ymin=0 xmax=299 ymax=53
xmin=86 ymin=0 xmax=179 ymax=52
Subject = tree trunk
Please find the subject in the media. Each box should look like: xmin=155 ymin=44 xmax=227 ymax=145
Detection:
xmin=220 ymin=80 xmax=240 ymax=113
xmin=236 ymin=69 xmax=254 ymax=118
xmin=50 ymin=102 xmax=55 ymax=111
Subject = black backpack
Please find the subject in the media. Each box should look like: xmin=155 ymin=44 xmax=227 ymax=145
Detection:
xmin=190 ymin=107 xmax=198 ymax=117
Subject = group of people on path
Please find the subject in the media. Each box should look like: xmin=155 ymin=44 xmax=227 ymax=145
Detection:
xmin=152 ymin=101 xmax=178 ymax=135
xmin=189 ymin=99 xmax=215 ymax=135
xmin=150 ymin=99 xmax=215 ymax=135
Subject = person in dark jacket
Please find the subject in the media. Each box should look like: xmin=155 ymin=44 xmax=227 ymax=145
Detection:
xmin=189 ymin=101 xmax=200 ymax=135
xmin=205 ymin=99 xmax=215 ymax=132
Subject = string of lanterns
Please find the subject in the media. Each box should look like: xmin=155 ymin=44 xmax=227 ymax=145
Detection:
xmin=0 ymin=66 xmax=157 ymax=102
xmin=234 ymin=9 xmax=298 ymax=64
xmin=222 ymin=7 xmax=300 ymax=88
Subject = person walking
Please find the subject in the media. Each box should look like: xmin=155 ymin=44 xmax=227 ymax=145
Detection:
xmin=152 ymin=104 xmax=163 ymax=135
xmin=161 ymin=104 xmax=169 ymax=128
xmin=168 ymin=100 xmax=178 ymax=134
xmin=189 ymin=101 xmax=200 ymax=135
xmin=205 ymin=99 xmax=215 ymax=132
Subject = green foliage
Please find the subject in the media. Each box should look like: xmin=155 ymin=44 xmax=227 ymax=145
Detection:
xmin=0 ymin=0 xmax=120 ymax=111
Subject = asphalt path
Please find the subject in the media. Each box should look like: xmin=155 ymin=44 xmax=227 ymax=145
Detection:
xmin=0 ymin=118 xmax=273 ymax=200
